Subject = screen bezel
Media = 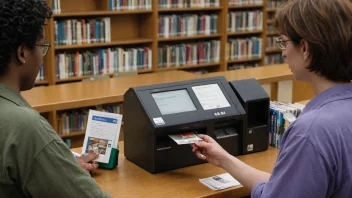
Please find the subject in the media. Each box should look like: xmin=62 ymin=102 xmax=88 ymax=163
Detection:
xmin=137 ymin=79 xmax=239 ymax=127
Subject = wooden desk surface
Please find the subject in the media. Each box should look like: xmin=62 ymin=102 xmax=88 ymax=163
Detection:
xmin=74 ymin=142 xmax=279 ymax=198
xmin=200 ymin=64 xmax=293 ymax=84
xmin=21 ymin=71 xmax=195 ymax=113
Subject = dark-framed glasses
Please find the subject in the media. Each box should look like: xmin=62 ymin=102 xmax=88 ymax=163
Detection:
xmin=35 ymin=40 xmax=51 ymax=56
xmin=275 ymin=37 xmax=290 ymax=50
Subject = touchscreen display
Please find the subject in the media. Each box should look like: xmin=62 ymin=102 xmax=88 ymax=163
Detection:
xmin=152 ymin=89 xmax=197 ymax=115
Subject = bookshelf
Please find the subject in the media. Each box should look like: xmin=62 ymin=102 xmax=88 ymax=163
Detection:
xmin=264 ymin=0 xmax=287 ymax=65
xmin=42 ymin=0 xmax=276 ymax=85
xmin=40 ymin=0 xmax=289 ymax=147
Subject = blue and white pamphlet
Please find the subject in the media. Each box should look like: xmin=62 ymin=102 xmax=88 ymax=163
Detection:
xmin=82 ymin=109 xmax=123 ymax=163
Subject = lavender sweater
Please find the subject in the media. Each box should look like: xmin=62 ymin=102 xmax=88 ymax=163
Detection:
xmin=252 ymin=83 xmax=352 ymax=198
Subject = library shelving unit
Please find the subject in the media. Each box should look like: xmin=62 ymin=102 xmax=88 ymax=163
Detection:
xmin=41 ymin=0 xmax=274 ymax=86
xmin=226 ymin=1 xmax=266 ymax=70
xmin=39 ymin=0 xmax=290 ymax=147
xmin=264 ymin=0 xmax=287 ymax=65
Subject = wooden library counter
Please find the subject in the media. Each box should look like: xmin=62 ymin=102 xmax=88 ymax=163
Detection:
xmin=200 ymin=64 xmax=293 ymax=85
xmin=21 ymin=70 xmax=195 ymax=113
xmin=73 ymin=142 xmax=279 ymax=198
xmin=21 ymin=64 xmax=295 ymax=113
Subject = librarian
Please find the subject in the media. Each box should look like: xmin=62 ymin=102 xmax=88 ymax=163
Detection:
xmin=192 ymin=0 xmax=352 ymax=197
xmin=0 ymin=0 xmax=112 ymax=197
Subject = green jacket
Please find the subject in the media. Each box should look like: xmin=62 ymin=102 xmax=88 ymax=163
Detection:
xmin=0 ymin=83 xmax=112 ymax=198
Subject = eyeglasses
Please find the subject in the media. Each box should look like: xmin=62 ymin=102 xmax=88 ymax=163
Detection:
xmin=275 ymin=37 xmax=290 ymax=50
xmin=35 ymin=40 xmax=51 ymax=56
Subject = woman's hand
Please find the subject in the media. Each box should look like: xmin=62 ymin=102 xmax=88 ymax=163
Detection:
xmin=191 ymin=134 xmax=232 ymax=168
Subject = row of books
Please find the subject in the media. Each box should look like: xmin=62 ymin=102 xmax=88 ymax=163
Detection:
xmin=52 ymin=0 xmax=61 ymax=14
xmin=56 ymin=47 xmax=152 ymax=79
xmin=266 ymin=36 xmax=280 ymax=50
xmin=269 ymin=101 xmax=305 ymax=148
xmin=265 ymin=54 xmax=286 ymax=65
xmin=267 ymin=0 xmax=286 ymax=8
xmin=158 ymin=14 xmax=218 ymax=38
xmin=54 ymin=18 xmax=111 ymax=46
xmin=226 ymin=37 xmax=262 ymax=60
xmin=109 ymin=0 xmax=152 ymax=10
xmin=36 ymin=65 xmax=45 ymax=82
xmin=228 ymin=11 xmax=263 ymax=32
xmin=58 ymin=104 xmax=121 ymax=135
xmin=229 ymin=0 xmax=263 ymax=6
xmin=228 ymin=63 xmax=259 ymax=70
xmin=157 ymin=40 xmax=220 ymax=68
xmin=159 ymin=0 xmax=220 ymax=8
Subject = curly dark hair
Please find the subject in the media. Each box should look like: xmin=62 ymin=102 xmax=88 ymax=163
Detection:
xmin=0 ymin=0 xmax=52 ymax=75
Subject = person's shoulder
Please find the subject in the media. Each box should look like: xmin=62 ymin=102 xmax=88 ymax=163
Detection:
xmin=289 ymin=103 xmax=351 ymax=148
xmin=2 ymin=105 xmax=60 ymax=142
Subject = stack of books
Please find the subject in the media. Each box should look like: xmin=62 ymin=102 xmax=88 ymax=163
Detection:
xmin=269 ymin=101 xmax=305 ymax=148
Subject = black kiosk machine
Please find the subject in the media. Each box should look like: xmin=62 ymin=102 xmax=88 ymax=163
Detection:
xmin=123 ymin=76 xmax=270 ymax=174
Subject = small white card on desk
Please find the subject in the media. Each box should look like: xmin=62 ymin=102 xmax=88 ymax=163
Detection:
xmin=199 ymin=173 xmax=241 ymax=190
xmin=82 ymin=110 xmax=122 ymax=163
xmin=168 ymin=132 xmax=202 ymax=145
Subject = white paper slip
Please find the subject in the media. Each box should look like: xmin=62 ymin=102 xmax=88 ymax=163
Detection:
xmin=82 ymin=109 xmax=123 ymax=164
xmin=192 ymin=84 xmax=231 ymax=110
xmin=199 ymin=173 xmax=241 ymax=190
xmin=168 ymin=132 xmax=202 ymax=145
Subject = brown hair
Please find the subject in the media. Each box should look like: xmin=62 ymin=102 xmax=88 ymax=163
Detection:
xmin=275 ymin=0 xmax=352 ymax=82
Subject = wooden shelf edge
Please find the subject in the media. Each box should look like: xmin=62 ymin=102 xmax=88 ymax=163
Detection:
xmin=266 ymin=32 xmax=280 ymax=36
xmin=266 ymin=48 xmax=282 ymax=53
xmin=227 ymin=57 xmax=262 ymax=64
xmin=60 ymin=131 xmax=85 ymax=138
xmin=138 ymin=69 xmax=153 ymax=74
xmin=227 ymin=30 xmax=262 ymax=36
xmin=157 ymin=62 xmax=220 ymax=71
xmin=267 ymin=8 xmax=278 ymax=12
xmin=158 ymin=34 xmax=222 ymax=42
xmin=35 ymin=80 xmax=49 ymax=85
xmin=228 ymin=4 xmax=264 ymax=9
xmin=53 ymin=10 xmax=153 ymax=17
xmin=55 ymin=69 xmax=152 ymax=83
xmin=55 ymin=39 xmax=153 ymax=50
xmin=158 ymin=6 xmax=223 ymax=12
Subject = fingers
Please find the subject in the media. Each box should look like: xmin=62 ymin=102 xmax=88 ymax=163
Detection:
xmin=194 ymin=140 xmax=211 ymax=150
xmin=89 ymin=162 xmax=99 ymax=171
xmin=197 ymin=134 xmax=216 ymax=143
xmin=196 ymin=150 xmax=207 ymax=160
xmin=191 ymin=144 xmax=198 ymax=152
xmin=82 ymin=162 xmax=99 ymax=171
xmin=82 ymin=153 xmax=99 ymax=163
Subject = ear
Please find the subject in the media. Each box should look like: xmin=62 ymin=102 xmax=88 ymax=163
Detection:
xmin=16 ymin=44 xmax=26 ymax=65
xmin=300 ymin=39 xmax=310 ymax=62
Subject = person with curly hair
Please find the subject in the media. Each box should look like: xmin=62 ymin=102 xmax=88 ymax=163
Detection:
xmin=192 ymin=0 xmax=352 ymax=197
xmin=0 ymin=0 xmax=112 ymax=197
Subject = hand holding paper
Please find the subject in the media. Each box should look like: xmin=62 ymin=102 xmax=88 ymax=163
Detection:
xmin=191 ymin=134 xmax=232 ymax=167
xmin=82 ymin=110 xmax=123 ymax=164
